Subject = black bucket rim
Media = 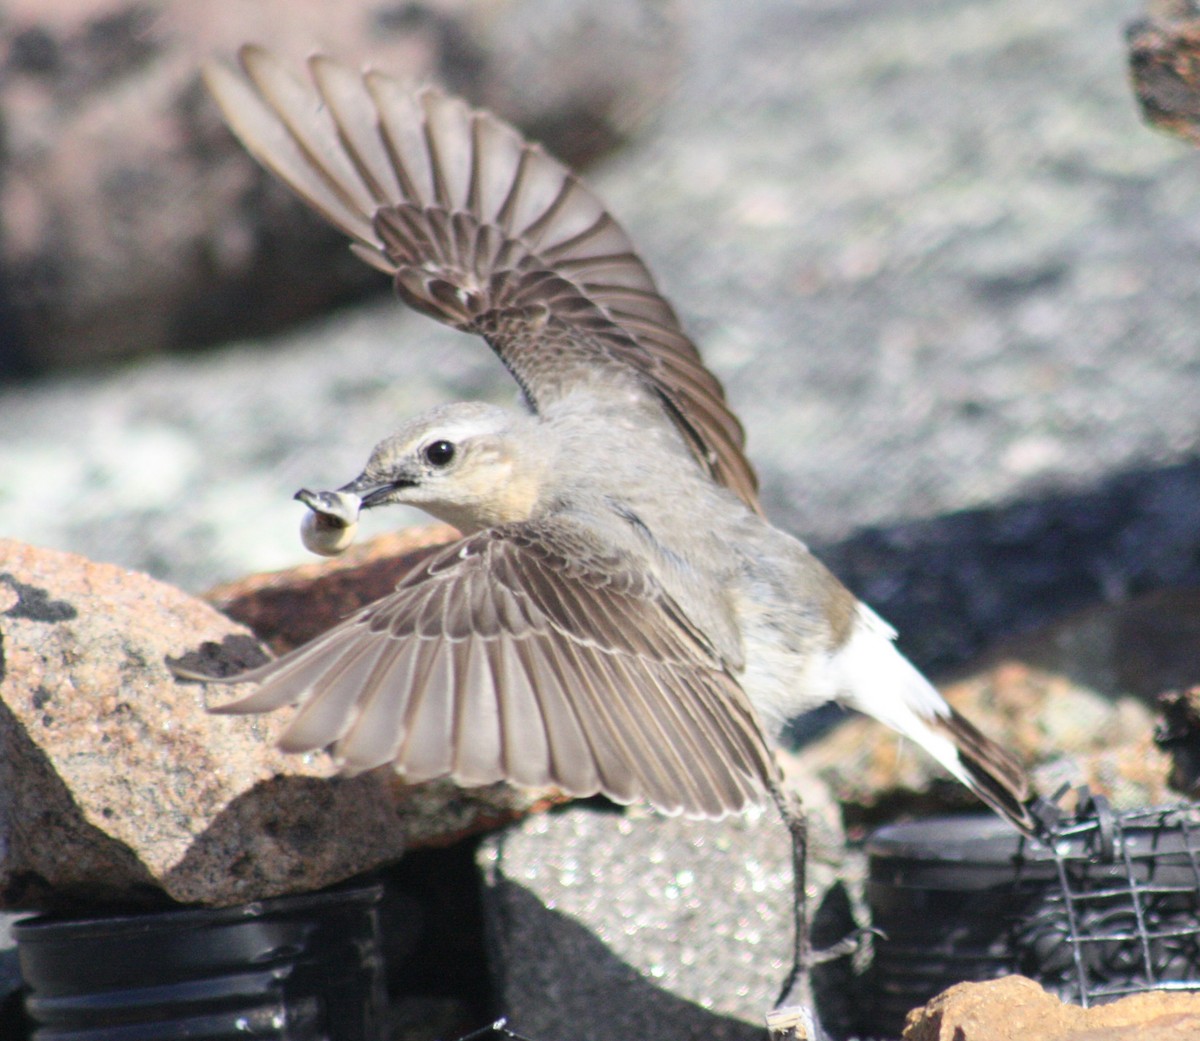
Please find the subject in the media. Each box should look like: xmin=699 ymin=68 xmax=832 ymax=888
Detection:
xmin=866 ymin=813 xmax=1043 ymax=860
xmin=867 ymin=810 xmax=1200 ymax=865
xmin=12 ymin=880 xmax=384 ymax=944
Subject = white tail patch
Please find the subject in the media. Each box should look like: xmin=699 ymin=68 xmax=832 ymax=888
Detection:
xmin=828 ymin=604 xmax=1035 ymax=833
xmin=830 ymin=604 xmax=972 ymax=790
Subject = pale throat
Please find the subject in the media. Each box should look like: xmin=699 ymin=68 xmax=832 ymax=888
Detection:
xmin=429 ymin=461 xmax=544 ymax=533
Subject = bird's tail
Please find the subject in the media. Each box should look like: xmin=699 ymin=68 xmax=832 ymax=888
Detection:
xmin=924 ymin=702 xmax=1037 ymax=835
xmin=834 ymin=604 xmax=1037 ymax=836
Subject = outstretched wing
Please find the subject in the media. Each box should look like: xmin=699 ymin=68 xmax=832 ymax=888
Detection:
xmin=205 ymin=46 xmax=759 ymax=510
xmin=213 ymin=520 xmax=776 ymax=819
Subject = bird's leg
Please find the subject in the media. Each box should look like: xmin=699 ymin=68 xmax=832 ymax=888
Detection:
xmin=770 ymin=779 xmax=813 ymax=1009
xmin=766 ymin=780 xmax=832 ymax=1041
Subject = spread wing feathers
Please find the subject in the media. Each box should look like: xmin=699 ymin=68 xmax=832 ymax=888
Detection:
xmin=204 ymin=46 xmax=759 ymax=510
xmin=212 ymin=522 xmax=776 ymax=819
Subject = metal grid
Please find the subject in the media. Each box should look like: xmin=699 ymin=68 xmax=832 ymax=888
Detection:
xmin=1018 ymin=793 xmax=1200 ymax=1006
xmin=454 ymin=1019 xmax=540 ymax=1041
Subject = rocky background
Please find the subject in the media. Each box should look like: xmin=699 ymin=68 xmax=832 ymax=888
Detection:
xmin=4 ymin=0 xmax=1200 ymax=1039
xmin=1 ymin=0 xmax=1198 ymax=677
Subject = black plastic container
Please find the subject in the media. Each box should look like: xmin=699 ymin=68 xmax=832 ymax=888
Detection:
xmin=866 ymin=815 xmax=1049 ymax=1035
xmin=15 ymin=882 xmax=386 ymax=1041
xmin=865 ymin=810 xmax=1200 ymax=1037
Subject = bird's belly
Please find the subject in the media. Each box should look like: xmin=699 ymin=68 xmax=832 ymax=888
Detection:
xmin=734 ymin=615 xmax=839 ymax=741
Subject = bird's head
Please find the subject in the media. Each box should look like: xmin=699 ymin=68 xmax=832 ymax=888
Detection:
xmin=309 ymin=402 xmax=547 ymax=541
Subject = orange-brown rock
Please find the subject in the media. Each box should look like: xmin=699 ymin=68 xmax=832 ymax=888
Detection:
xmin=1128 ymin=10 xmax=1200 ymax=146
xmin=904 ymin=976 xmax=1200 ymax=1041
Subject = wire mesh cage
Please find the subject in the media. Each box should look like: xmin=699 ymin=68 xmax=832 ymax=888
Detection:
xmin=1016 ymin=792 xmax=1200 ymax=1006
xmin=865 ymin=791 xmax=1200 ymax=1037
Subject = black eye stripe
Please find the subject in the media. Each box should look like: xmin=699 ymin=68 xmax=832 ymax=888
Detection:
xmin=423 ymin=440 xmax=456 ymax=467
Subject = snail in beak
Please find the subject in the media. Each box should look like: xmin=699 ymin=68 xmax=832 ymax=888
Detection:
xmin=296 ymin=488 xmax=362 ymax=556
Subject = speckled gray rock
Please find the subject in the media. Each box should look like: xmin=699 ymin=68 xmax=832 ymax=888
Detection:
xmin=479 ymin=766 xmax=857 ymax=1041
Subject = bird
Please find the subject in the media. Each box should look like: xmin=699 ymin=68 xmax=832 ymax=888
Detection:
xmin=198 ymin=45 xmax=1037 ymax=1025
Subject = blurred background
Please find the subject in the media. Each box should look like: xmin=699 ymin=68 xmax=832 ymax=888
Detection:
xmin=0 ymin=0 xmax=1197 ymax=673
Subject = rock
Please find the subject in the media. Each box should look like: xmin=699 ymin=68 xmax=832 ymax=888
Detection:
xmin=1155 ymin=685 xmax=1200 ymax=797
xmin=463 ymin=0 xmax=682 ymax=167
xmin=1128 ymin=7 xmax=1200 ymax=145
xmin=0 ymin=0 xmax=679 ymax=374
xmin=0 ymin=537 xmax=336 ymax=907
xmin=903 ymin=975 xmax=1200 ymax=1040
xmin=479 ymin=765 xmax=859 ymax=1041
xmin=0 ymin=538 xmax=541 ymax=909
xmin=0 ymin=0 xmax=431 ymax=373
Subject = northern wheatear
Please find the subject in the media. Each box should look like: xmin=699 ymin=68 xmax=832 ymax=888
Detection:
xmin=197 ymin=47 xmax=1036 ymax=1026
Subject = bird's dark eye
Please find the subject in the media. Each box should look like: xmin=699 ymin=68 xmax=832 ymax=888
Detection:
xmin=423 ymin=440 xmax=456 ymax=467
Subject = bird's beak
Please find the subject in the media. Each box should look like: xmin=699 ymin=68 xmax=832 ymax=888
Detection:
xmin=337 ymin=475 xmax=414 ymax=509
